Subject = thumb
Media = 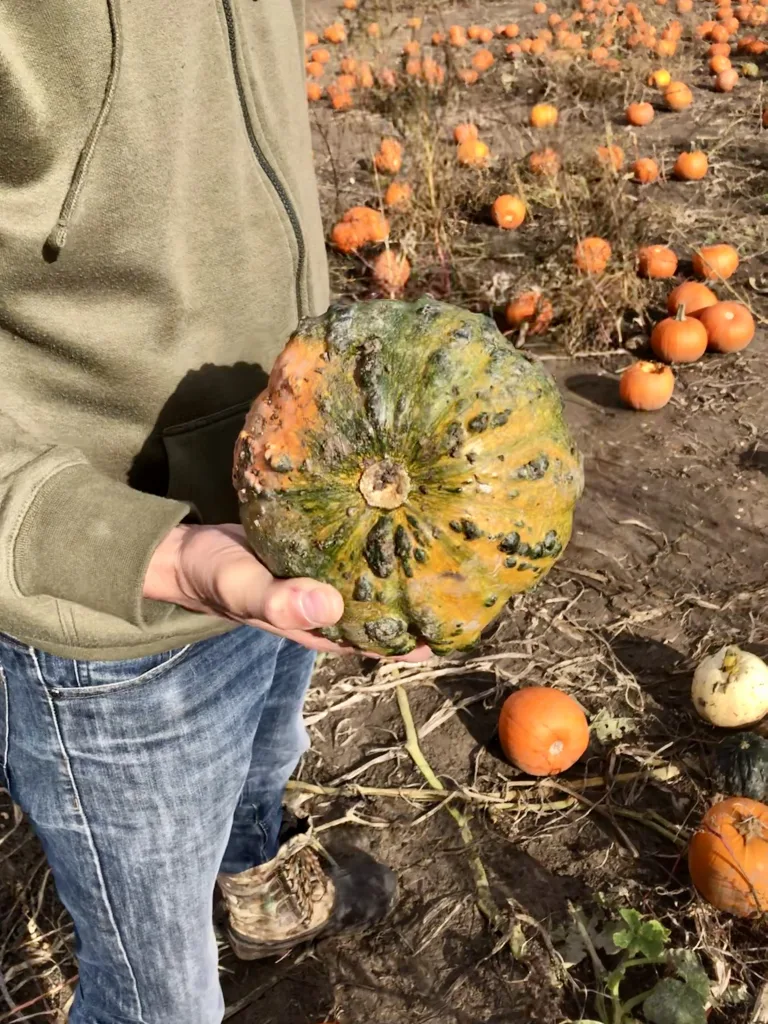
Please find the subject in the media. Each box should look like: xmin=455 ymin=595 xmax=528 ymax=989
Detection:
xmin=257 ymin=577 xmax=345 ymax=631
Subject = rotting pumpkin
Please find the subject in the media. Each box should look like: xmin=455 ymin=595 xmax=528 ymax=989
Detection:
xmin=233 ymin=299 xmax=584 ymax=655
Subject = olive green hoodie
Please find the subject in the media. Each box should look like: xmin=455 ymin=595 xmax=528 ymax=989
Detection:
xmin=0 ymin=1 xmax=329 ymax=658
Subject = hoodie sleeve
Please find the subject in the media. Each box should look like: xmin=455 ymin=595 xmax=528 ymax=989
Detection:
xmin=1 ymin=414 xmax=194 ymax=628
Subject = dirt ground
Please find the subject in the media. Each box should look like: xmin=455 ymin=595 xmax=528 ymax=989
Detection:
xmin=2 ymin=0 xmax=768 ymax=1021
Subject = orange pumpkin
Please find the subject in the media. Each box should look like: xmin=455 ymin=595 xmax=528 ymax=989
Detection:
xmin=491 ymin=195 xmax=527 ymax=230
xmin=709 ymin=41 xmax=732 ymax=55
xmin=626 ymin=101 xmax=655 ymax=125
xmin=306 ymin=60 xmax=325 ymax=78
xmin=619 ymin=361 xmax=675 ymax=410
xmin=454 ymin=123 xmax=479 ymax=144
xmin=709 ymin=53 xmax=733 ymax=72
xmin=505 ymin=291 xmax=554 ymax=334
xmin=534 ymin=0 xmax=548 ymax=12
xmin=331 ymin=206 xmax=390 ymax=252
xmin=503 ymin=23 xmax=521 ymax=37
xmin=689 ymin=797 xmax=768 ymax=917
xmin=667 ymin=281 xmax=718 ymax=315
xmin=328 ymin=86 xmax=353 ymax=110
xmin=529 ymin=147 xmax=561 ymax=175
xmin=715 ymin=67 xmax=739 ymax=90
xmin=637 ymin=245 xmax=678 ymax=278
xmin=374 ymin=138 xmax=403 ymax=175
xmin=457 ymin=138 xmax=490 ymax=166
xmin=673 ymin=150 xmax=709 ymax=180
xmin=311 ymin=47 xmax=332 ymax=64
xmin=457 ymin=67 xmax=480 ymax=85
xmin=472 ymin=48 xmax=495 ymax=71
xmin=357 ymin=63 xmax=375 ymax=89
xmin=371 ymin=250 xmax=411 ymax=295
xmin=323 ymin=22 xmax=347 ymax=44
xmin=695 ymin=301 xmax=755 ymax=351
xmin=530 ymin=102 xmax=559 ymax=127
xmin=431 ymin=31 xmax=445 ymax=44
xmin=574 ymin=236 xmax=612 ymax=274
xmin=664 ymin=80 xmax=694 ymax=109
xmin=340 ymin=56 xmax=358 ymax=74
xmin=650 ymin=307 xmax=708 ymax=362
xmin=596 ymin=144 xmax=625 ymax=171
xmin=304 ymin=30 xmax=319 ymax=48
xmin=384 ymin=181 xmax=413 ymax=209
xmin=633 ymin=157 xmax=660 ymax=183
xmin=498 ymin=687 xmax=589 ymax=776
xmin=306 ymin=81 xmax=323 ymax=101
xmin=406 ymin=15 xmax=422 ymax=29
xmin=449 ymin=24 xmax=468 ymax=46
xmin=403 ymin=39 xmax=421 ymax=57
xmin=692 ymin=243 xmax=739 ymax=280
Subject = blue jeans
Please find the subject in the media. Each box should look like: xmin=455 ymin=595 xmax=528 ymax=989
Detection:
xmin=0 ymin=625 xmax=315 ymax=1024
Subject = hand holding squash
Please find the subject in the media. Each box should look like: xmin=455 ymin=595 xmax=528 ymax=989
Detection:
xmin=143 ymin=523 xmax=432 ymax=660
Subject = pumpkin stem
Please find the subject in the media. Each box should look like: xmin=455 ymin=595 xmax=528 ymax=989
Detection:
xmin=675 ymin=302 xmax=687 ymax=321
xmin=359 ymin=459 xmax=411 ymax=509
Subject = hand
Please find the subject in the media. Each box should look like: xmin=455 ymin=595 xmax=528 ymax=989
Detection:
xmin=143 ymin=523 xmax=433 ymax=661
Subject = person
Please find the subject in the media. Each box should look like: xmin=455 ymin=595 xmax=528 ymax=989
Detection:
xmin=0 ymin=5 xmax=429 ymax=1022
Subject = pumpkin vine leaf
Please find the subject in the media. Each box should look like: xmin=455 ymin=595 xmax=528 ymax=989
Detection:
xmin=568 ymin=906 xmax=711 ymax=1024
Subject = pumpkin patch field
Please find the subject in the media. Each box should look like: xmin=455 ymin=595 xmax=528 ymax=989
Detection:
xmin=3 ymin=0 xmax=768 ymax=1021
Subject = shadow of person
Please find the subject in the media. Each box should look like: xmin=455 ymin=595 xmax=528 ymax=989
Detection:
xmin=739 ymin=445 xmax=768 ymax=478
xmin=127 ymin=361 xmax=268 ymax=525
xmin=565 ymin=373 xmax=622 ymax=410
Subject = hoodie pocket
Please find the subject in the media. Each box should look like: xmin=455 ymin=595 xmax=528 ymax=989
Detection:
xmin=162 ymin=401 xmax=252 ymax=525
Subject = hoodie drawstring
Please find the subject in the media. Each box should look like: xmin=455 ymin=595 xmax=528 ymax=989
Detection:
xmin=45 ymin=0 xmax=123 ymax=258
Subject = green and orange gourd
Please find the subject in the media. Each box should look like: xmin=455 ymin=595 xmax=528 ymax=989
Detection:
xmin=233 ymin=299 xmax=583 ymax=655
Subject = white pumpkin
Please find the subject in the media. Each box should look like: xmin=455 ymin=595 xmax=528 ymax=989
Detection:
xmin=692 ymin=645 xmax=768 ymax=728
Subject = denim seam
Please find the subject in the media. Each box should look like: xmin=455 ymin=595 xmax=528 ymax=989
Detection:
xmin=0 ymin=667 xmax=9 ymax=790
xmin=31 ymin=651 xmax=148 ymax=1024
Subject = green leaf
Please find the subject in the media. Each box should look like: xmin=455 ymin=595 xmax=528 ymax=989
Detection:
xmin=612 ymin=910 xmax=669 ymax=959
xmin=667 ymin=950 xmax=710 ymax=1001
xmin=643 ymin=979 xmax=707 ymax=1024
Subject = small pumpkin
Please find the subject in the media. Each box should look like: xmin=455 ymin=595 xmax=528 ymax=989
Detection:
xmin=306 ymin=81 xmax=323 ymax=102
xmin=648 ymin=68 xmax=672 ymax=87
xmin=371 ymin=250 xmax=411 ymax=295
xmin=331 ymin=207 xmax=390 ymax=252
xmin=619 ymin=361 xmax=675 ymax=410
xmin=529 ymin=147 xmax=561 ymax=175
xmin=306 ymin=60 xmax=325 ymax=78
xmin=403 ymin=39 xmax=421 ymax=57
xmin=667 ymin=281 xmax=718 ymax=316
xmin=626 ymin=101 xmax=655 ymax=126
xmin=472 ymin=48 xmax=495 ymax=71
xmin=457 ymin=138 xmax=490 ymax=166
xmin=715 ymin=733 xmax=768 ymax=802
xmin=449 ymin=24 xmax=468 ymax=46
xmin=505 ymin=291 xmax=554 ymax=334
xmin=498 ymin=687 xmax=589 ymax=775
xmin=637 ymin=244 xmax=678 ymax=278
xmin=454 ymin=123 xmax=479 ymax=144
xmin=530 ymin=102 xmax=559 ymax=127
xmin=715 ymin=67 xmax=739 ymax=90
xmin=384 ymin=181 xmax=413 ymax=209
xmin=673 ymin=150 xmax=709 ymax=180
xmin=695 ymin=301 xmax=755 ymax=352
xmin=491 ymin=194 xmax=526 ymax=230
xmin=663 ymin=80 xmax=694 ymax=109
xmin=633 ymin=157 xmax=660 ymax=183
xmin=311 ymin=47 xmax=332 ymax=64
xmin=650 ymin=305 xmax=708 ymax=362
xmin=457 ymin=67 xmax=480 ymax=85
xmin=709 ymin=41 xmax=732 ymax=56
xmin=692 ymin=243 xmax=739 ymax=280
xmin=596 ymin=144 xmax=625 ymax=171
xmin=688 ymin=796 xmax=768 ymax=916
xmin=709 ymin=53 xmax=733 ymax=72
xmin=304 ymin=30 xmax=319 ymax=48
xmin=323 ymin=22 xmax=347 ymax=44
xmin=574 ymin=237 xmax=612 ymax=274
xmin=234 ymin=299 xmax=583 ymax=655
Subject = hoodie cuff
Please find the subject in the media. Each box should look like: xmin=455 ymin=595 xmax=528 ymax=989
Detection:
xmin=13 ymin=464 xmax=194 ymax=628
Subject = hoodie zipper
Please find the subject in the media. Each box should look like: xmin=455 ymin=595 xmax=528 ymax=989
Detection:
xmin=221 ymin=0 xmax=306 ymax=318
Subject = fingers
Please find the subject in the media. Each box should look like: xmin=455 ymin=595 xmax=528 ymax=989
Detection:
xmin=258 ymin=577 xmax=345 ymax=632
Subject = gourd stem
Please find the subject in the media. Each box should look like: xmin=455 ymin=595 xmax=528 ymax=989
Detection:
xmin=676 ymin=302 xmax=687 ymax=321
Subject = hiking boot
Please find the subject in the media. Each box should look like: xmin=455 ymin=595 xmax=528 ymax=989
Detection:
xmin=217 ymin=833 xmax=397 ymax=961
